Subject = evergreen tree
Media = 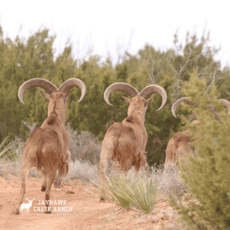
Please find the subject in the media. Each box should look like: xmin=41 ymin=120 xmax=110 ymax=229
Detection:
xmin=0 ymin=24 xmax=229 ymax=167
xmin=171 ymin=74 xmax=230 ymax=230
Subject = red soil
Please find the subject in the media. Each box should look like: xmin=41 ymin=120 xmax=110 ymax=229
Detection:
xmin=0 ymin=174 xmax=183 ymax=230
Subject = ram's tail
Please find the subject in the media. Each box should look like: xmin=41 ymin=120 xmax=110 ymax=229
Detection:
xmin=36 ymin=141 xmax=44 ymax=170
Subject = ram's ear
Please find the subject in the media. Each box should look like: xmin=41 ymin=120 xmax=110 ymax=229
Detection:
xmin=144 ymin=98 xmax=153 ymax=107
xmin=122 ymin=96 xmax=131 ymax=104
xmin=40 ymin=91 xmax=51 ymax=101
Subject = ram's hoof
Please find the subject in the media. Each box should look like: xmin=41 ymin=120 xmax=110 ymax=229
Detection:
xmin=100 ymin=197 xmax=105 ymax=203
xmin=15 ymin=208 xmax=20 ymax=215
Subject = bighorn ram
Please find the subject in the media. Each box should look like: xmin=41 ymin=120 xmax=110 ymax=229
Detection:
xmin=100 ymin=82 xmax=167 ymax=201
xmin=164 ymin=97 xmax=230 ymax=167
xmin=15 ymin=78 xmax=86 ymax=214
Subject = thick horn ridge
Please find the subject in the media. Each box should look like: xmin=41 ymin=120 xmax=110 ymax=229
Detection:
xmin=104 ymin=82 xmax=139 ymax=106
xmin=18 ymin=78 xmax=58 ymax=104
xmin=218 ymin=99 xmax=230 ymax=115
xmin=171 ymin=97 xmax=196 ymax=118
xmin=59 ymin=78 xmax=86 ymax=102
xmin=140 ymin=85 xmax=167 ymax=111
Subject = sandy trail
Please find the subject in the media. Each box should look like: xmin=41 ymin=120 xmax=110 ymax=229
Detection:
xmin=0 ymin=175 xmax=182 ymax=230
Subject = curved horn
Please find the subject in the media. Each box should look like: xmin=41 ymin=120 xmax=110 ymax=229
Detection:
xmin=104 ymin=82 xmax=139 ymax=106
xmin=59 ymin=78 xmax=86 ymax=103
xmin=18 ymin=78 xmax=58 ymax=104
xmin=218 ymin=99 xmax=230 ymax=115
xmin=140 ymin=85 xmax=167 ymax=111
xmin=171 ymin=97 xmax=197 ymax=118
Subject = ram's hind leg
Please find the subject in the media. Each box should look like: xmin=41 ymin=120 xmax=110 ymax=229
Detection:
xmin=44 ymin=168 xmax=57 ymax=213
xmin=15 ymin=163 xmax=31 ymax=214
xmin=100 ymin=146 xmax=113 ymax=202
xmin=121 ymin=157 xmax=133 ymax=171
xmin=41 ymin=172 xmax=47 ymax=192
xmin=100 ymin=159 xmax=108 ymax=202
xmin=134 ymin=152 xmax=148 ymax=171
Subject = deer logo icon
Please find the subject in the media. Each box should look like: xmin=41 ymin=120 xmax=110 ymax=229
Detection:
xmin=20 ymin=198 xmax=35 ymax=213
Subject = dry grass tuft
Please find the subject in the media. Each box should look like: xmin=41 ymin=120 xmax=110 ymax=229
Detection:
xmin=67 ymin=125 xmax=101 ymax=165
xmin=156 ymin=165 xmax=186 ymax=195
xmin=64 ymin=160 xmax=99 ymax=182
xmin=93 ymin=168 xmax=158 ymax=213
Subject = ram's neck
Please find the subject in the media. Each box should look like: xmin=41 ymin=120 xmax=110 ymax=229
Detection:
xmin=124 ymin=111 xmax=145 ymax=127
xmin=127 ymin=108 xmax=146 ymax=124
xmin=46 ymin=103 xmax=67 ymax=126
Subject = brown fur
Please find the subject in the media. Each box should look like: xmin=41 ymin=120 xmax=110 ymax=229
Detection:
xmin=47 ymin=112 xmax=57 ymax=125
xmin=16 ymin=91 xmax=70 ymax=214
xmin=164 ymin=119 xmax=200 ymax=169
xmin=100 ymin=94 xmax=151 ymax=201
xmin=164 ymin=130 xmax=195 ymax=168
xmin=166 ymin=96 xmax=229 ymax=169
xmin=109 ymin=123 xmax=137 ymax=169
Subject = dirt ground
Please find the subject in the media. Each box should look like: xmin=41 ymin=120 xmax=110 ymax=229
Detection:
xmin=0 ymin=174 xmax=184 ymax=230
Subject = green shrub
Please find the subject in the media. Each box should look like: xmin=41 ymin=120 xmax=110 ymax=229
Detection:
xmin=171 ymin=74 xmax=230 ymax=230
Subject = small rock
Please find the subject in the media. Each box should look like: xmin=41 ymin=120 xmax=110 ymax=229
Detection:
xmin=151 ymin=217 xmax=159 ymax=223
xmin=66 ymin=190 xmax=75 ymax=194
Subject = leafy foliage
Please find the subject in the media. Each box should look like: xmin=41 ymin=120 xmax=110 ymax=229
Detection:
xmin=171 ymin=75 xmax=230 ymax=230
xmin=0 ymin=24 xmax=229 ymax=165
